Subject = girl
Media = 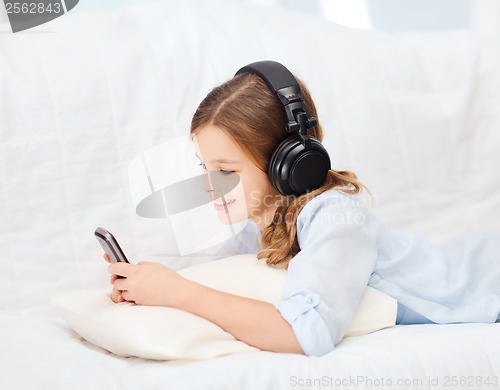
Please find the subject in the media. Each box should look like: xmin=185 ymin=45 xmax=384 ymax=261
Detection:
xmin=105 ymin=62 xmax=500 ymax=357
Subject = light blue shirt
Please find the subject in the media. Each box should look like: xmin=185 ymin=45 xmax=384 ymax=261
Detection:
xmin=228 ymin=188 xmax=500 ymax=357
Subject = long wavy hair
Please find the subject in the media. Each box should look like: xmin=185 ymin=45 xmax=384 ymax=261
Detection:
xmin=190 ymin=71 xmax=370 ymax=269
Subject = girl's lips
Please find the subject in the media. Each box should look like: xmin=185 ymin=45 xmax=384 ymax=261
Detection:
xmin=214 ymin=199 xmax=236 ymax=211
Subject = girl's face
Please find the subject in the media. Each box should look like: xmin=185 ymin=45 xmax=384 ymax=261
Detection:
xmin=192 ymin=125 xmax=284 ymax=231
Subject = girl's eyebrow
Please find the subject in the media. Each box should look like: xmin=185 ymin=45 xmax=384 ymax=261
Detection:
xmin=195 ymin=153 xmax=240 ymax=164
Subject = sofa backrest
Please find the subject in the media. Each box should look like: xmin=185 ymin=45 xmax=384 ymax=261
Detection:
xmin=1 ymin=0 xmax=500 ymax=308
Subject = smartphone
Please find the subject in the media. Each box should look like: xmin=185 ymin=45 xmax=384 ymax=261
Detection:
xmin=95 ymin=227 xmax=130 ymax=264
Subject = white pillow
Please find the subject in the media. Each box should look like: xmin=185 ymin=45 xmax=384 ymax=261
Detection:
xmin=51 ymin=254 xmax=397 ymax=360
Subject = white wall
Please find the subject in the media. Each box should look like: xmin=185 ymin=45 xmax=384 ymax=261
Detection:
xmin=472 ymin=0 xmax=500 ymax=34
xmin=2 ymin=0 xmax=499 ymax=35
xmin=365 ymin=0 xmax=472 ymax=32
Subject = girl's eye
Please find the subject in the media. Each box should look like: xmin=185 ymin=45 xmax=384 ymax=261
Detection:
xmin=198 ymin=163 xmax=234 ymax=175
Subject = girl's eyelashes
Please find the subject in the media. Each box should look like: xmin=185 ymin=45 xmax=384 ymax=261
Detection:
xmin=198 ymin=163 xmax=233 ymax=175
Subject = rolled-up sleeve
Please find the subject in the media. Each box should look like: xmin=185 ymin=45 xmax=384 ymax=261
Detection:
xmin=273 ymin=288 xmax=334 ymax=356
xmin=273 ymin=193 xmax=378 ymax=357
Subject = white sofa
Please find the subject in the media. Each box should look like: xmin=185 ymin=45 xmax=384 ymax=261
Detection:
xmin=1 ymin=0 xmax=500 ymax=388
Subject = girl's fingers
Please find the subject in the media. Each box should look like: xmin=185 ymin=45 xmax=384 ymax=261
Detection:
xmin=113 ymin=278 xmax=128 ymax=292
xmin=107 ymin=262 xmax=129 ymax=278
xmin=110 ymin=288 xmax=118 ymax=303
xmin=116 ymin=289 xmax=125 ymax=302
xmin=107 ymin=258 xmax=126 ymax=303
xmin=120 ymin=290 xmax=130 ymax=303
xmin=110 ymin=287 xmax=123 ymax=303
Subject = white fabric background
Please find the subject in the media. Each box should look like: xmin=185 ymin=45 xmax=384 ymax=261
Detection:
xmin=1 ymin=0 xmax=500 ymax=388
xmin=2 ymin=0 xmax=500 ymax=310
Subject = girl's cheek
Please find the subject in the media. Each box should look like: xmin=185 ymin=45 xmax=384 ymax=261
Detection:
xmin=246 ymin=189 xmax=260 ymax=207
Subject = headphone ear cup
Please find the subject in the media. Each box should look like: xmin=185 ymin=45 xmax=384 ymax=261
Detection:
xmin=268 ymin=136 xmax=331 ymax=196
xmin=268 ymin=136 xmax=297 ymax=196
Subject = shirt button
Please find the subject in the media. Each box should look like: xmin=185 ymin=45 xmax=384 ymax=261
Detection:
xmin=307 ymin=296 xmax=316 ymax=304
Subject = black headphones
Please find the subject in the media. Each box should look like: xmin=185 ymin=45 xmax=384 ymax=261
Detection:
xmin=235 ymin=60 xmax=331 ymax=197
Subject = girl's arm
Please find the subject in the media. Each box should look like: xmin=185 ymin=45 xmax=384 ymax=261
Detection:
xmin=107 ymin=259 xmax=304 ymax=355
xmin=176 ymin=279 xmax=305 ymax=355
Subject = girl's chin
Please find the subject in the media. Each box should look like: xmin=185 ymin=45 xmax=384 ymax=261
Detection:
xmin=215 ymin=208 xmax=247 ymax=225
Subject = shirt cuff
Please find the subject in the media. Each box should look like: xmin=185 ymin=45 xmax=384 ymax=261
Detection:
xmin=273 ymin=288 xmax=335 ymax=357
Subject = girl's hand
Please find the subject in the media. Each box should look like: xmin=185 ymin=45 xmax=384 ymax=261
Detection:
xmin=103 ymin=253 xmax=126 ymax=303
xmin=106 ymin=257 xmax=190 ymax=308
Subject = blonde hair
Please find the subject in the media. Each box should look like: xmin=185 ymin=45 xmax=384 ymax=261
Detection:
xmin=190 ymin=72 xmax=370 ymax=269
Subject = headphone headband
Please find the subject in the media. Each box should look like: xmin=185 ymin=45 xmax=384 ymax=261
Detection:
xmin=235 ymin=60 xmax=317 ymax=135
